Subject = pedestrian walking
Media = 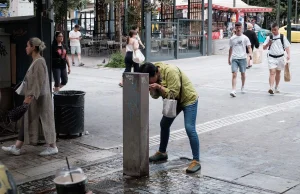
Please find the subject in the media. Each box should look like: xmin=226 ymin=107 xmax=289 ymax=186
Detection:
xmin=52 ymin=31 xmax=71 ymax=92
xmin=244 ymin=23 xmax=259 ymax=69
xmin=119 ymin=30 xmax=140 ymax=87
xmin=139 ymin=62 xmax=201 ymax=173
xmin=69 ymin=25 xmax=84 ymax=66
xmin=131 ymin=26 xmax=145 ymax=49
xmin=263 ymin=23 xmax=291 ymax=94
xmin=2 ymin=37 xmax=58 ymax=156
xmin=228 ymin=22 xmax=253 ymax=97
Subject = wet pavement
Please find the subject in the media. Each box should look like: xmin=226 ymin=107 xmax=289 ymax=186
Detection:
xmin=18 ymin=156 xmax=276 ymax=194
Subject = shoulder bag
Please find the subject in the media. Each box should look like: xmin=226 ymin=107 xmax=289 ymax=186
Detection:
xmin=162 ymin=67 xmax=182 ymax=118
xmin=132 ymin=40 xmax=145 ymax=63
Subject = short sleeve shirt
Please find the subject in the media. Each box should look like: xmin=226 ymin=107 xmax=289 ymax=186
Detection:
xmin=229 ymin=34 xmax=251 ymax=59
xmin=263 ymin=34 xmax=290 ymax=56
xmin=69 ymin=30 xmax=81 ymax=47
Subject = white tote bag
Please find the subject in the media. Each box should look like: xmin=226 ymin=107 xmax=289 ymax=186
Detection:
xmin=162 ymin=93 xmax=177 ymax=118
xmin=133 ymin=49 xmax=145 ymax=64
xmin=15 ymin=82 xmax=26 ymax=96
xmin=253 ymin=48 xmax=263 ymax=64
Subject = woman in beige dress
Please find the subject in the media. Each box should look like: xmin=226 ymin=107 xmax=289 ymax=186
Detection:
xmin=2 ymin=37 xmax=58 ymax=156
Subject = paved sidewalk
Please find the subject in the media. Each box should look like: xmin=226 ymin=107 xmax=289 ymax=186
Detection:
xmin=0 ymin=138 xmax=117 ymax=184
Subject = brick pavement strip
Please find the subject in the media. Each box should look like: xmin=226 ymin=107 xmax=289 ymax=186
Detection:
xmin=18 ymin=157 xmax=277 ymax=194
xmin=0 ymin=139 xmax=117 ymax=184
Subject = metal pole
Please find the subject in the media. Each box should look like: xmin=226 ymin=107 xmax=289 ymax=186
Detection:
xmin=49 ymin=0 xmax=54 ymax=40
xmin=207 ymin=0 xmax=212 ymax=55
xmin=287 ymin=0 xmax=292 ymax=42
xmin=64 ymin=0 xmax=68 ymax=50
xmin=276 ymin=0 xmax=280 ymax=26
xmin=144 ymin=0 xmax=151 ymax=61
xmin=233 ymin=0 xmax=236 ymax=7
xmin=109 ymin=2 xmax=115 ymax=39
xmin=201 ymin=0 xmax=205 ymax=55
xmin=296 ymin=0 xmax=298 ymax=24
xmin=247 ymin=0 xmax=250 ymax=4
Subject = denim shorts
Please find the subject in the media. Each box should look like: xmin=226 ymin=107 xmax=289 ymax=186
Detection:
xmin=231 ymin=59 xmax=247 ymax=73
xmin=71 ymin=46 xmax=81 ymax=54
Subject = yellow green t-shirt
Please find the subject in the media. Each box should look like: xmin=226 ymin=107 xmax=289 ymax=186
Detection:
xmin=150 ymin=62 xmax=198 ymax=107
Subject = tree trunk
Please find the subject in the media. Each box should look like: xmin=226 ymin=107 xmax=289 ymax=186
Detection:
xmin=118 ymin=3 xmax=122 ymax=52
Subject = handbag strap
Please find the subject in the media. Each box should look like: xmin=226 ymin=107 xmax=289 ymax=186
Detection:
xmin=25 ymin=58 xmax=43 ymax=76
xmin=177 ymin=67 xmax=183 ymax=101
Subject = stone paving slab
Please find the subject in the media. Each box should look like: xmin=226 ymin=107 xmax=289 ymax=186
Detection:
xmin=0 ymin=139 xmax=117 ymax=184
xmin=235 ymin=173 xmax=300 ymax=193
xmin=18 ymin=156 xmax=276 ymax=194
xmin=284 ymin=185 xmax=300 ymax=194
xmin=201 ymin=162 xmax=251 ymax=181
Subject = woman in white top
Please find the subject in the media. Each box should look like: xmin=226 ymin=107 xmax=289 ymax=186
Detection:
xmin=119 ymin=30 xmax=140 ymax=87
xmin=132 ymin=26 xmax=145 ymax=49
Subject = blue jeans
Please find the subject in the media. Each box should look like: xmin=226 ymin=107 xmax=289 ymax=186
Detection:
xmin=159 ymin=100 xmax=200 ymax=161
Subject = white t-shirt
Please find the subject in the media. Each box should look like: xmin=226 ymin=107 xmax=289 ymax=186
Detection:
xmin=69 ymin=30 xmax=81 ymax=47
xmin=263 ymin=34 xmax=290 ymax=56
xmin=229 ymin=34 xmax=251 ymax=59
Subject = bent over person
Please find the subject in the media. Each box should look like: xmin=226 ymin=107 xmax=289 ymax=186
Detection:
xmin=139 ymin=62 xmax=201 ymax=173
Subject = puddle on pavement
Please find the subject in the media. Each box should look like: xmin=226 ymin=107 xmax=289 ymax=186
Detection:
xmin=18 ymin=158 xmax=202 ymax=194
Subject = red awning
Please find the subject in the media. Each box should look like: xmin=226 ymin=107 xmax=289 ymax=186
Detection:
xmin=158 ymin=2 xmax=272 ymax=13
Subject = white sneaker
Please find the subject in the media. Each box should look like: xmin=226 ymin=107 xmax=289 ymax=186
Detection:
xmin=241 ymin=87 xmax=246 ymax=94
xmin=39 ymin=147 xmax=58 ymax=156
xmin=230 ymin=91 xmax=237 ymax=97
xmin=2 ymin=145 xmax=21 ymax=156
xmin=275 ymin=87 xmax=280 ymax=93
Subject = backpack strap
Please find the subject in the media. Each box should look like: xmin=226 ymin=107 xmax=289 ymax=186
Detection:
xmin=268 ymin=34 xmax=273 ymax=50
xmin=268 ymin=34 xmax=285 ymax=51
xmin=280 ymin=34 xmax=285 ymax=51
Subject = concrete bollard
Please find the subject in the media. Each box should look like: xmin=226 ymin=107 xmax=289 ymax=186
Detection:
xmin=123 ymin=73 xmax=149 ymax=177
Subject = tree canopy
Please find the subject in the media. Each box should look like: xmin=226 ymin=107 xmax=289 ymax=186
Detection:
xmin=243 ymin=0 xmax=299 ymax=27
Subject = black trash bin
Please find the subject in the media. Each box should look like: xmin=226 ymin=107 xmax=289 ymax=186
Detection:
xmin=54 ymin=91 xmax=86 ymax=137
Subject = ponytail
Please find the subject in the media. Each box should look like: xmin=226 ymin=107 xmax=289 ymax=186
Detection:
xmin=126 ymin=30 xmax=138 ymax=45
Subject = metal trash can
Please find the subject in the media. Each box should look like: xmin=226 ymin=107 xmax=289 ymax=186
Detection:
xmin=54 ymin=90 xmax=85 ymax=137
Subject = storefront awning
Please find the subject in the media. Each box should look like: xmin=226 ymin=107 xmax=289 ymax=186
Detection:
xmin=170 ymin=0 xmax=272 ymax=13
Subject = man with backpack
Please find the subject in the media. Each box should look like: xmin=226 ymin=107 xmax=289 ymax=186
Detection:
xmin=263 ymin=23 xmax=291 ymax=94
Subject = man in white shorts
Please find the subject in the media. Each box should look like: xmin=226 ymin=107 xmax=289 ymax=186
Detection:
xmin=263 ymin=23 xmax=290 ymax=94
xmin=228 ymin=22 xmax=252 ymax=97
xmin=69 ymin=25 xmax=84 ymax=66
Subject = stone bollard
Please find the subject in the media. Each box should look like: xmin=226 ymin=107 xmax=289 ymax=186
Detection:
xmin=123 ymin=73 xmax=149 ymax=177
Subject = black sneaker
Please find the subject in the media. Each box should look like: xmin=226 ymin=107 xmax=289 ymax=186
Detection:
xmin=72 ymin=62 xmax=75 ymax=66
xmin=149 ymin=151 xmax=168 ymax=162
xmin=79 ymin=63 xmax=85 ymax=66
